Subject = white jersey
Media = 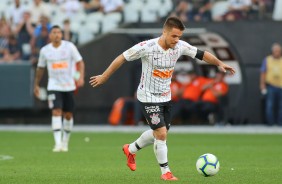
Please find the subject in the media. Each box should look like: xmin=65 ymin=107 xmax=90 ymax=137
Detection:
xmin=123 ymin=37 xmax=198 ymax=103
xmin=37 ymin=40 xmax=83 ymax=91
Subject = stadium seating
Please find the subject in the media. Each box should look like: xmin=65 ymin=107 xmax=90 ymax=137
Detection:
xmin=273 ymin=0 xmax=282 ymax=21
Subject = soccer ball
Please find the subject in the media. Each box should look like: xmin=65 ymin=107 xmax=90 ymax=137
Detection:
xmin=196 ymin=153 xmax=220 ymax=177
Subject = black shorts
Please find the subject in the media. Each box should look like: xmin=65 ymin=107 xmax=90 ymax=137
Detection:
xmin=138 ymin=101 xmax=172 ymax=130
xmin=48 ymin=91 xmax=75 ymax=112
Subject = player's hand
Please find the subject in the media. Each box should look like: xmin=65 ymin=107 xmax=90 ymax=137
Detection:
xmin=218 ymin=63 xmax=236 ymax=75
xmin=34 ymin=85 xmax=40 ymax=98
xmin=89 ymin=75 xmax=107 ymax=87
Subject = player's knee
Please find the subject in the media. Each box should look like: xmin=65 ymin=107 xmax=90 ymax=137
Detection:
xmin=52 ymin=109 xmax=62 ymax=116
xmin=64 ymin=112 xmax=73 ymax=120
xmin=153 ymin=127 xmax=167 ymax=140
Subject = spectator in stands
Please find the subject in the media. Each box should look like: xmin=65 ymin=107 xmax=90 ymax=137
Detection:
xmin=260 ymin=43 xmax=282 ymax=126
xmin=62 ymin=19 xmax=78 ymax=45
xmin=0 ymin=18 xmax=11 ymax=59
xmin=7 ymin=0 xmax=26 ymax=30
xmin=122 ymin=94 xmax=143 ymax=125
xmin=60 ymin=0 xmax=81 ymax=18
xmin=81 ymin=0 xmax=100 ymax=14
xmin=28 ymin=0 xmax=50 ymax=25
xmin=99 ymin=0 xmax=123 ymax=14
xmin=197 ymin=70 xmax=229 ymax=124
xmin=187 ymin=0 xmax=213 ymax=22
xmin=215 ymin=0 xmax=251 ymax=21
xmin=30 ymin=15 xmax=51 ymax=64
xmin=170 ymin=0 xmax=212 ymax=22
xmin=248 ymin=0 xmax=267 ymax=19
xmin=108 ymin=93 xmax=143 ymax=126
xmin=13 ymin=11 xmax=34 ymax=61
xmin=172 ymin=70 xmax=209 ymax=122
xmin=0 ymin=35 xmax=22 ymax=63
xmin=170 ymin=0 xmax=190 ymax=22
xmin=171 ymin=72 xmax=184 ymax=103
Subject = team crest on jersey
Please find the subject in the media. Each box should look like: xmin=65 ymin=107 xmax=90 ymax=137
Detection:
xmin=150 ymin=113 xmax=160 ymax=125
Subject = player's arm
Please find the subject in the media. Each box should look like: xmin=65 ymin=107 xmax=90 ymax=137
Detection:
xmin=202 ymin=51 xmax=235 ymax=74
xmin=89 ymin=54 xmax=126 ymax=87
xmin=76 ymin=60 xmax=85 ymax=87
xmin=34 ymin=67 xmax=45 ymax=98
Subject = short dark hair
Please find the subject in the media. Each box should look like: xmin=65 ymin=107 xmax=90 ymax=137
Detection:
xmin=51 ymin=25 xmax=62 ymax=31
xmin=163 ymin=17 xmax=185 ymax=31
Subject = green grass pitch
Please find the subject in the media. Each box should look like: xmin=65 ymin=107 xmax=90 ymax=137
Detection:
xmin=0 ymin=132 xmax=281 ymax=184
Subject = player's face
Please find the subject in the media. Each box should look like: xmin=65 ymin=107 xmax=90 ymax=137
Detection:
xmin=164 ymin=27 xmax=183 ymax=49
xmin=49 ymin=28 xmax=62 ymax=43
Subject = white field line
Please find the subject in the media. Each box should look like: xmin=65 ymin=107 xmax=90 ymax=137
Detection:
xmin=0 ymin=125 xmax=282 ymax=134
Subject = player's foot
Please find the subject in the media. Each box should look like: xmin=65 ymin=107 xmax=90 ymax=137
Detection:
xmin=52 ymin=145 xmax=61 ymax=152
xmin=122 ymin=144 xmax=136 ymax=171
xmin=61 ymin=143 xmax=68 ymax=152
xmin=161 ymin=172 xmax=178 ymax=181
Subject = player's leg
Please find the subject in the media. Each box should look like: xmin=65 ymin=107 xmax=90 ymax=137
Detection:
xmin=153 ymin=102 xmax=178 ymax=180
xmin=62 ymin=112 xmax=73 ymax=152
xmin=123 ymin=101 xmax=157 ymax=171
xmin=123 ymin=129 xmax=155 ymax=171
xmin=48 ymin=91 xmax=63 ymax=152
xmin=61 ymin=91 xmax=75 ymax=152
xmin=128 ymin=129 xmax=155 ymax=154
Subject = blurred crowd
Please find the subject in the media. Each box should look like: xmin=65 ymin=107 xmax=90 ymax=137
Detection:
xmin=0 ymin=0 xmax=278 ymax=64
xmin=171 ymin=0 xmax=275 ymax=22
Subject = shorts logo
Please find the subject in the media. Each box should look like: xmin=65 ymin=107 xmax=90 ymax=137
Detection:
xmin=150 ymin=113 xmax=160 ymax=125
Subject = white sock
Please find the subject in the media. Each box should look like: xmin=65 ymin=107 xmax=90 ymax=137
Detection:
xmin=129 ymin=129 xmax=155 ymax=154
xmin=62 ymin=118 xmax=73 ymax=146
xmin=154 ymin=139 xmax=170 ymax=174
xmin=52 ymin=116 xmax=62 ymax=146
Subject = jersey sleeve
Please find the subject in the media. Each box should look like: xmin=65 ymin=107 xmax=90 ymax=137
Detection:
xmin=123 ymin=42 xmax=147 ymax=61
xmin=37 ymin=48 xmax=46 ymax=68
xmin=70 ymin=42 xmax=83 ymax=63
xmin=180 ymin=41 xmax=197 ymax=58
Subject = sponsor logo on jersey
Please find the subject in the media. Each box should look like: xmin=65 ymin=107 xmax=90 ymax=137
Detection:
xmin=153 ymin=69 xmax=174 ymax=79
xmin=136 ymin=48 xmax=145 ymax=55
xmin=152 ymin=91 xmax=170 ymax=97
xmin=52 ymin=61 xmax=68 ymax=69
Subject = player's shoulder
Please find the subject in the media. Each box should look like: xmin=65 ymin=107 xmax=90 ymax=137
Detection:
xmin=40 ymin=43 xmax=52 ymax=53
xmin=136 ymin=38 xmax=158 ymax=48
xmin=62 ymin=40 xmax=76 ymax=47
xmin=177 ymin=40 xmax=190 ymax=46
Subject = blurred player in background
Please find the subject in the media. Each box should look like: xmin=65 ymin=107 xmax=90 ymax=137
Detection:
xmin=34 ymin=25 xmax=85 ymax=152
xmin=89 ymin=17 xmax=235 ymax=180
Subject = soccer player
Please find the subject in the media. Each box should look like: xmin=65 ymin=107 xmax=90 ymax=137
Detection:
xmin=34 ymin=25 xmax=85 ymax=152
xmin=89 ymin=17 xmax=235 ymax=180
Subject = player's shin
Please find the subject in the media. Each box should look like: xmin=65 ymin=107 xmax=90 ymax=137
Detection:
xmin=154 ymin=139 xmax=170 ymax=174
xmin=62 ymin=118 xmax=73 ymax=150
xmin=129 ymin=129 xmax=155 ymax=154
xmin=52 ymin=116 xmax=62 ymax=150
